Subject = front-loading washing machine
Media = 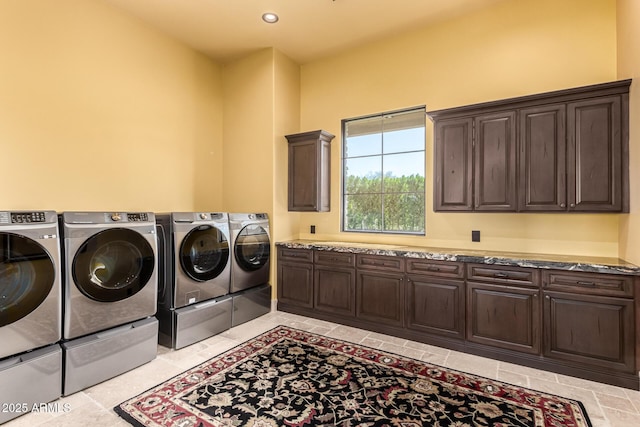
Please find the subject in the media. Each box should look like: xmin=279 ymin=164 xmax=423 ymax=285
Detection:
xmin=228 ymin=213 xmax=271 ymax=326
xmin=60 ymin=211 xmax=159 ymax=395
xmin=155 ymin=212 xmax=232 ymax=349
xmin=0 ymin=210 xmax=62 ymax=424
xmin=229 ymin=213 xmax=270 ymax=292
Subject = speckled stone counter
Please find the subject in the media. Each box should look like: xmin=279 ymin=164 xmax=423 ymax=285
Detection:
xmin=276 ymin=240 xmax=640 ymax=276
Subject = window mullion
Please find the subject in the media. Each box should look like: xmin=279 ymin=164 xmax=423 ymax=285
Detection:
xmin=380 ymin=117 xmax=385 ymax=232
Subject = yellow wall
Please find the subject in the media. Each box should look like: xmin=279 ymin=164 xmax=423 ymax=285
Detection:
xmin=1 ymin=0 xmax=633 ymax=263
xmin=221 ymin=48 xmax=301 ymax=295
xmin=272 ymin=50 xmax=302 ymax=243
xmin=617 ymin=0 xmax=640 ymax=265
xmin=297 ymin=0 xmax=622 ymax=257
xmin=221 ymin=49 xmax=274 ymax=214
xmin=0 ymin=0 xmax=224 ymax=212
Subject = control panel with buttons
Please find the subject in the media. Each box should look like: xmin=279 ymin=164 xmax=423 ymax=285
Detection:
xmin=10 ymin=212 xmax=47 ymax=223
xmin=127 ymin=213 xmax=149 ymax=222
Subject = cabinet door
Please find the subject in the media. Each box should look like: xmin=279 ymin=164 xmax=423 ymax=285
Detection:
xmin=286 ymin=130 xmax=333 ymax=212
xmin=434 ymin=118 xmax=473 ymax=211
xmin=356 ymin=271 xmax=404 ymax=327
xmin=467 ymin=282 xmax=540 ymax=354
xmin=474 ymin=112 xmax=517 ymax=211
xmin=567 ymin=96 xmax=622 ymax=211
xmin=543 ymin=291 xmax=634 ymax=372
xmin=288 ymin=140 xmax=320 ymax=211
xmin=406 ymin=275 xmax=464 ymax=340
xmin=277 ymin=261 xmax=313 ymax=308
xmin=314 ymin=265 xmax=356 ymax=317
xmin=519 ymin=104 xmax=567 ymax=211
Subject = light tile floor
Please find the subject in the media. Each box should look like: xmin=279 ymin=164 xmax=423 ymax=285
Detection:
xmin=4 ymin=310 xmax=640 ymax=426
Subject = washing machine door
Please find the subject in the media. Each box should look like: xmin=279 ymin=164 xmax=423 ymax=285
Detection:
xmin=72 ymin=228 xmax=155 ymax=303
xmin=0 ymin=232 xmax=55 ymax=327
xmin=234 ymin=225 xmax=270 ymax=272
xmin=180 ymin=225 xmax=229 ymax=282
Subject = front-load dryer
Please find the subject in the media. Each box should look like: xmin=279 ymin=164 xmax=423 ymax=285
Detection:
xmin=229 ymin=213 xmax=270 ymax=293
xmin=60 ymin=211 xmax=158 ymax=395
xmin=0 ymin=210 xmax=61 ymax=357
xmin=0 ymin=210 xmax=63 ymax=423
xmin=155 ymin=212 xmax=232 ymax=349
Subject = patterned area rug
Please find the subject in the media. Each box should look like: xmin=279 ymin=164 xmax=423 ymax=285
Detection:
xmin=115 ymin=326 xmax=592 ymax=427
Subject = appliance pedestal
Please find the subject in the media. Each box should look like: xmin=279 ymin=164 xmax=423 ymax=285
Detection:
xmin=0 ymin=344 xmax=62 ymax=424
xmin=62 ymin=317 xmax=158 ymax=396
xmin=232 ymin=283 xmax=271 ymax=327
xmin=158 ymin=295 xmax=232 ymax=350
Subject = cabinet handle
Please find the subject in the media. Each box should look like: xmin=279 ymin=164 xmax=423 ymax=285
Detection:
xmin=427 ymin=266 xmax=440 ymax=272
xmin=560 ymin=203 xmax=566 ymax=208
xmin=494 ymin=272 xmax=509 ymax=278
xmin=546 ymin=295 xmax=550 ymax=299
xmin=576 ymin=281 xmax=596 ymax=287
xmin=570 ymin=203 xmax=576 ymax=208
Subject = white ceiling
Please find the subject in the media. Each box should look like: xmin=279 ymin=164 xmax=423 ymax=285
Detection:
xmin=104 ymin=0 xmax=506 ymax=64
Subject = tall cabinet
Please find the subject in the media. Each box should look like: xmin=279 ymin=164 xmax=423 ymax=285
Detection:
xmin=285 ymin=130 xmax=335 ymax=212
xmin=429 ymin=80 xmax=631 ymax=213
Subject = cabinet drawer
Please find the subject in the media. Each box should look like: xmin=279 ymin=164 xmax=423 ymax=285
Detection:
xmin=277 ymin=247 xmax=313 ymax=263
xmin=314 ymin=250 xmax=356 ymax=267
xmin=406 ymin=259 xmax=464 ymax=279
xmin=542 ymin=270 xmax=634 ymax=297
xmin=466 ymin=264 xmax=539 ymax=288
xmin=356 ymin=254 xmax=404 ymax=272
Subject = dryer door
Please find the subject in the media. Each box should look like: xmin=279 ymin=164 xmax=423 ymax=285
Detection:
xmin=0 ymin=232 xmax=55 ymax=327
xmin=234 ymin=225 xmax=270 ymax=272
xmin=72 ymin=228 xmax=155 ymax=302
xmin=180 ymin=225 xmax=229 ymax=282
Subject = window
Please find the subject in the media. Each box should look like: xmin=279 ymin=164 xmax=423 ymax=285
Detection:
xmin=342 ymin=107 xmax=426 ymax=234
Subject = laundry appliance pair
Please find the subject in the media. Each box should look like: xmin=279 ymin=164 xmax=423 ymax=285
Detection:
xmin=156 ymin=212 xmax=271 ymax=349
xmin=0 ymin=211 xmax=62 ymax=424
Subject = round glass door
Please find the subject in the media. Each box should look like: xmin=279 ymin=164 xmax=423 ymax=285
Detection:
xmin=180 ymin=225 xmax=229 ymax=282
xmin=0 ymin=232 xmax=55 ymax=327
xmin=234 ymin=225 xmax=270 ymax=272
xmin=72 ymin=228 xmax=155 ymax=302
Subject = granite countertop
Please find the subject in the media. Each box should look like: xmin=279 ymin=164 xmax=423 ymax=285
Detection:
xmin=276 ymin=240 xmax=640 ymax=276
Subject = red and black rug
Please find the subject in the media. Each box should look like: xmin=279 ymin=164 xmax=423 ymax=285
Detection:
xmin=115 ymin=325 xmax=592 ymax=427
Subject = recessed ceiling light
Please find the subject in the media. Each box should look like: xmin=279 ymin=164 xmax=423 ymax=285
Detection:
xmin=262 ymin=12 xmax=279 ymax=23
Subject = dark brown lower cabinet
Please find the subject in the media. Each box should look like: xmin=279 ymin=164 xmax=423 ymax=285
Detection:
xmin=277 ymin=248 xmax=313 ymax=308
xmin=314 ymin=265 xmax=356 ymax=317
xmin=357 ymin=271 xmax=404 ymax=327
xmin=467 ymin=282 xmax=540 ymax=354
xmin=276 ymin=246 xmax=639 ymax=389
xmin=406 ymin=275 xmax=464 ymax=340
xmin=543 ymin=291 xmax=635 ymax=372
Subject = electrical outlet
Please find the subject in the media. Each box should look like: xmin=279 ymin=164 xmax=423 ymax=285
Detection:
xmin=472 ymin=230 xmax=480 ymax=242
xmin=310 ymin=225 xmax=316 ymax=234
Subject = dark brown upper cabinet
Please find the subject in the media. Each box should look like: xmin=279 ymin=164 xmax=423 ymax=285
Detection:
xmin=567 ymin=96 xmax=624 ymax=211
xmin=519 ymin=104 xmax=567 ymax=211
xmin=433 ymin=118 xmax=473 ymax=211
xmin=474 ymin=111 xmax=517 ymax=211
xmin=285 ymin=130 xmax=335 ymax=212
xmin=428 ymin=79 xmax=631 ymax=213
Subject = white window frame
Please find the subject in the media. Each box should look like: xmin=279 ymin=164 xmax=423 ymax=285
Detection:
xmin=341 ymin=106 xmax=426 ymax=235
